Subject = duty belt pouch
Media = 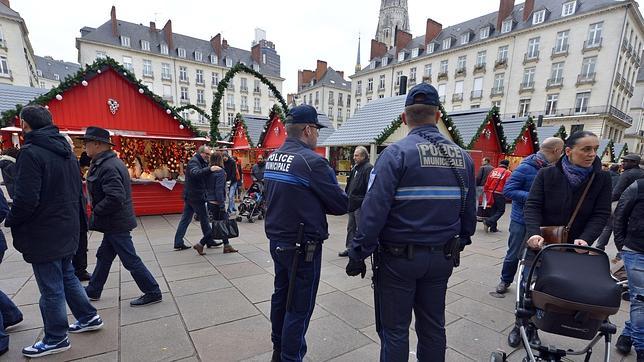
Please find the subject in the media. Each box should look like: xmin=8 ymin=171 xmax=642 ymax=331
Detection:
xmin=444 ymin=238 xmax=460 ymax=267
xmin=304 ymin=241 xmax=317 ymax=262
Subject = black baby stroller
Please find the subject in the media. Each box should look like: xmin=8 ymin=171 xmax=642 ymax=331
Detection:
xmin=491 ymin=244 xmax=623 ymax=362
xmin=235 ymin=182 xmax=265 ymax=223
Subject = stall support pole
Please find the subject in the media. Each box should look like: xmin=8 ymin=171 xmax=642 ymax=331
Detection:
xmin=370 ymin=143 xmax=377 ymax=164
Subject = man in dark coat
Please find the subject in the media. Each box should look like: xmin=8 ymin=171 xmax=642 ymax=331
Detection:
xmin=251 ymin=155 xmax=266 ymax=182
xmin=338 ymin=146 xmax=373 ymax=257
xmin=0 ymin=147 xmax=18 ymax=200
xmin=475 ymin=157 xmax=493 ymax=200
xmin=6 ymin=106 xmax=102 ymax=358
xmin=81 ymin=127 xmax=162 ymax=307
xmin=223 ymin=152 xmax=239 ymax=214
xmin=0 ymin=190 xmax=22 ymax=357
xmin=173 ymin=145 xmax=221 ymax=250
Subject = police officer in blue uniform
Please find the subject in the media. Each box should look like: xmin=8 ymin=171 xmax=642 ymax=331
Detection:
xmin=264 ymin=105 xmax=348 ymax=362
xmin=346 ymin=84 xmax=476 ymax=361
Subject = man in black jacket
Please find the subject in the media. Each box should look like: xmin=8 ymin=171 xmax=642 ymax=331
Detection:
xmin=338 ymin=146 xmax=372 ymax=257
xmin=7 ymin=106 xmax=102 ymax=358
xmin=81 ymin=127 xmax=161 ymax=307
xmin=223 ymin=152 xmax=238 ymax=214
xmin=475 ymin=157 xmax=493 ymax=200
xmin=613 ymin=178 xmax=644 ymax=360
xmin=173 ymin=145 xmax=220 ymax=250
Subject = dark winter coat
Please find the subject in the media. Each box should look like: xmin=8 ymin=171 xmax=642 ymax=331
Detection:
xmin=224 ymin=157 xmax=238 ymax=183
xmin=612 ymin=167 xmax=644 ymax=201
xmin=609 ymin=170 xmax=620 ymax=191
xmin=502 ymin=153 xmax=549 ymax=225
xmin=5 ymin=125 xmax=82 ymax=263
xmin=251 ymin=162 xmax=265 ymax=182
xmin=206 ymin=169 xmax=227 ymax=204
xmin=476 ymin=163 xmax=493 ymax=186
xmin=524 ymin=157 xmax=611 ymax=244
xmin=345 ymin=160 xmax=373 ymax=212
xmin=86 ymin=150 xmax=137 ymax=233
xmin=0 ymin=156 xmax=16 ymax=199
xmin=613 ymin=178 xmax=644 ymax=252
xmin=184 ymin=153 xmax=212 ymax=201
xmin=0 ymin=192 xmax=8 ymax=254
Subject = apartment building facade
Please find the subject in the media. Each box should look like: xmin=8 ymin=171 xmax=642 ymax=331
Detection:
xmin=350 ymin=0 xmax=644 ymax=145
xmin=0 ymin=0 xmax=38 ymax=87
xmin=76 ymin=6 xmax=283 ymax=133
xmin=35 ymin=55 xmax=80 ymax=89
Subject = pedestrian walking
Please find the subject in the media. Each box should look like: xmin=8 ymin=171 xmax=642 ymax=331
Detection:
xmin=6 ymin=106 xmax=103 ymax=358
xmin=0 ymin=147 xmax=18 ymax=200
xmin=613 ymin=178 xmax=644 ymax=360
xmin=482 ymin=159 xmax=511 ymax=232
xmin=80 ymin=126 xmax=162 ymax=307
xmin=251 ymin=154 xmax=266 ymax=182
xmin=264 ymin=105 xmax=348 ymax=362
xmin=346 ymin=84 xmax=476 ymax=361
xmin=223 ymin=152 xmax=239 ymax=214
xmin=173 ymin=145 xmax=222 ymax=250
xmin=475 ymin=157 xmax=493 ymax=200
xmin=338 ymin=146 xmax=372 ymax=257
xmin=0 ymin=190 xmax=22 ymax=357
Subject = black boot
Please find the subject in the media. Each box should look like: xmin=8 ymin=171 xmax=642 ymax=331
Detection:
xmin=636 ymin=349 xmax=643 ymax=362
xmin=616 ymin=334 xmax=632 ymax=355
xmin=507 ymin=325 xmax=521 ymax=348
xmin=527 ymin=324 xmax=541 ymax=347
xmin=271 ymin=349 xmax=280 ymax=362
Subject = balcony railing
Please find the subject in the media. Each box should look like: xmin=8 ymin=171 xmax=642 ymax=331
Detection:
xmin=240 ymin=86 xmax=248 ymax=93
xmin=180 ymin=98 xmax=190 ymax=105
xmin=523 ymin=51 xmax=540 ymax=64
xmin=551 ymin=44 xmax=569 ymax=59
xmin=439 ymin=95 xmax=446 ymax=103
xmin=365 ymin=87 xmax=373 ymax=94
xmin=211 ymin=81 xmax=219 ymax=88
xmin=253 ymin=88 xmax=261 ymax=95
xmin=452 ymin=93 xmax=463 ymax=102
xmin=615 ymin=72 xmax=622 ymax=87
xmin=437 ymin=71 xmax=448 ymax=81
xmin=161 ymin=73 xmax=172 ymax=81
xmin=494 ymin=59 xmax=508 ymax=70
xmin=470 ymin=90 xmax=483 ymax=100
xmin=195 ymin=79 xmax=205 ymax=86
xmin=455 ymin=68 xmax=467 ymax=78
xmin=583 ymin=38 xmax=602 ymax=52
xmin=473 ymin=63 xmax=486 ymax=74
xmin=338 ymin=100 xmax=344 ymax=107
xmin=240 ymin=105 xmax=249 ymax=112
xmin=546 ymin=77 xmax=564 ymax=89
xmin=197 ymin=99 xmax=206 ymax=106
xmin=622 ymin=39 xmax=629 ymax=52
xmin=328 ymin=99 xmax=335 ymax=105
xmin=519 ymin=82 xmax=535 ymax=92
xmin=162 ymin=95 xmax=173 ymax=102
xmin=226 ymin=103 xmax=235 ymax=110
xmin=227 ymin=84 xmax=235 ymax=91
xmin=142 ymin=71 xmax=154 ymax=79
xmin=355 ymin=89 xmax=362 ymax=96
xmin=179 ymin=77 xmax=189 ymax=85
xmin=408 ymin=77 xmax=417 ymax=85
xmin=576 ymin=72 xmax=596 ymax=86
xmin=490 ymin=87 xmax=504 ymax=97
xmin=254 ymin=107 xmax=262 ymax=113
xmin=541 ymin=105 xmax=632 ymax=126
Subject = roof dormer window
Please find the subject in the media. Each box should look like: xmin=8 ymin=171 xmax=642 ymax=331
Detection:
xmin=533 ymin=9 xmax=546 ymax=25
xmin=160 ymin=43 xmax=168 ymax=55
xmin=195 ymin=51 xmax=203 ymax=62
xmin=460 ymin=33 xmax=470 ymax=45
xmin=398 ymin=51 xmax=405 ymax=62
xmin=480 ymin=27 xmax=490 ymax=40
xmin=178 ymin=48 xmax=186 ymax=58
xmin=562 ymin=1 xmax=576 ymax=17
xmin=210 ymin=54 xmax=218 ymax=64
xmin=253 ymin=63 xmax=260 ymax=71
xmin=411 ymin=47 xmax=419 ymax=58
xmin=382 ymin=56 xmax=388 ymax=66
xmin=370 ymin=60 xmax=376 ymax=69
xmin=501 ymin=19 xmax=513 ymax=34
xmin=427 ymin=43 xmax=435 ymax=54
xmin=225 ymin=58 xmax=233 ymax=67
xmin=141 ymin=40 xmax=150 ymax=51
xmin=120 ymin=36 xmax=130 ymax=47
xmin=442 ymin=38 xmax=452 ymax=50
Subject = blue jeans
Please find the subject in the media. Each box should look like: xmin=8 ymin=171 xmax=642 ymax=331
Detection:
xmin=32 ymin=256 xmax=97 ymax=344
xmin=173 ymin=199 xmax=212 ymax=247
xmin=622 ymin=250 xmax=644 ymax=351
xmin=228 ymin=181 xmax=238 ymax=213
xmin=484 ymin=193 xmax=506 ymax=231
xmin=500 ymin=221 xmax=527 ymax=284
xmin=0 ymin=252 xmax=22 ymax=351
xmin=87 ymin=232 xmax=160 ymax=298
xmin=270 ymin=240 xmax=322 ymax=362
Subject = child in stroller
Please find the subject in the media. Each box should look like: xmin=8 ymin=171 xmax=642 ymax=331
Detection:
xmin=491 ymin=244 xmax=623 ymax=362
xmin=235 ymin=182 xmax=265 ymax=223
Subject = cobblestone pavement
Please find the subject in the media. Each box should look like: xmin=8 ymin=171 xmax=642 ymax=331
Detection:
xmin=0 ymin=212 xmax=637 ymax=361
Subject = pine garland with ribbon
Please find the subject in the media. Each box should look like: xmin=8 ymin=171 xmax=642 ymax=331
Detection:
xmin=228 ymin=113 xmax=255 ymax=148
xmin=554 ymin=125 xmax=567 ymax=140
xmin=507 ymin=116 xmax=540 ymax=154
xmin=375 ymin=116 xmax=402 ymax=145
xmin=464 ymin=106 xmax=508 ymax=151
xmin=257 ymin=104 xmax=286 ymax=148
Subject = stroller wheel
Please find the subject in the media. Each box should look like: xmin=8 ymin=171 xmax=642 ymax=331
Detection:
xmin=622 ymin=290 xmax=630 ymax=301
xmin=258 ymin=214 xmax=264 ymax=220
xmin=489 ymin=351 xmax=506 ymax=362
xmin=247 ymin=217 xmax=255 ymax=223
xmin=235 ymin=216 xmax=242 ymax=222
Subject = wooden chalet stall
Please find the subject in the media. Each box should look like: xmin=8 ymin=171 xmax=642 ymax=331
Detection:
xmin=449 ymin=108 xmax=508 ymax=169
xmin=536 ymin=125 xmax=567 ymax=142
xmin=0 ymin=58 xmax=207 ymax=216
xmin=598 ymin=139 xmax=615 ymax=163
xmin=502 ymin=117 xmax=540 ymax=170
xmin=613 ymin=142 xmax=628 ymax=161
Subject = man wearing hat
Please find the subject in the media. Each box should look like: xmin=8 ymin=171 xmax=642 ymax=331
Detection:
xmin=613 ymin=154 xmax=644 ymax=203
xmin=482 ymin=159 xmax=512 ymax=233
xmin=345 ymin=84 xmax=476 ymax=361
xmin=80 ymin=126 xmax=162 ymax=307
xmin=263 ymin=104 xmax=348 ymax=362
xmin=6 ymin=106 xmax=103 ymax=357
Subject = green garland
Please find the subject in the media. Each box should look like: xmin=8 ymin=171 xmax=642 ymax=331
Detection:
xmin=507 ymin=116 xmax=539 ymax=154
xmin=257 ymin=104 xmax=286 ymax=148
xmin=228 ymin=113 xmax=255 ymax=148
xmin=0 ymin=57 xmax=205 ymax=137
xmin=374 ymin=105 xmax=465 ymax=147
xmin=375 ymin=116 xmax=402 ymax=145
xmin=211 ymin=63 xmax=288 ymax=145
xmin=465 ymin=106 xmax=508 ymax=151
xmin=554 ymin=125 xmax=567 ymax=140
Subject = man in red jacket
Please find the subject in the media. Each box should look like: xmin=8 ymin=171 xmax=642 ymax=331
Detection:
xmin=482 ymin=159 xmax=511 ymax=232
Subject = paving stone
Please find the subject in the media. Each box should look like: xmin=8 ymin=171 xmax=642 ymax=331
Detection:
xmin=87 ymin=287 xmax=120 ymax=311
xmin=120 ymin=262 xmax=162 ymax=283
xmin=190 ymin=315 xmax=272 ymax=361
xmin=120 ymin=293 xmax=178 ymax=326
xmin=446 ymin=318 xmax=505 ymax=361
xmin=176 ymin=288 xmax=259 ymax=331
xmin=316 ymin=291 xmax=374 ymax=329
xmin=327 ymin=342 xmax=380 ymax=361
xmin=10 ymin=303 xmax=43 ymax=332
xmin=216 ymin=261 xmax=266 ymax=279
xmin=120 ymin=315 xmax=194 ymax=362
xmin=446 ymin=348 xmax=475 ymax=361
xmin=119 ymin=278 xmax=169 ymax=300
xmin=0 ymin=275 xmax=28 ymax=295
xmin=449 ymin=280 xmax=516 ymax=313
xmin=240 ymin=350 xmax=274 ymax=362
xmin=0 ymin=261 xmax=33 ymax=279
xmin=11 ymin=280 xmax=40 ymax=306
xmin=70 ymin=351 xmax=118 ymax=361
xmin=167 ymin=274 xmax=231 ymax=297
xmin=345 ymin=285 xmax=375 ymax=308
xmin=203 ymin=251 xmax=248 ymax=266
xmin=241 ymin=250 xmax=274 ymax=269
xmin=304 ymin=314 xmax=371 ymax=361
xmin=162 ymin=262 xmax=218 ymax=282
xmin=254 ymin=301 xmax=328 ymax=321
xmin=446 ymin=298 xmax=514 ymax=332
xmin=320 ymin=264 xmax=372 ymax=291
xmin=229 ymin=273 xmax=274 ymax=303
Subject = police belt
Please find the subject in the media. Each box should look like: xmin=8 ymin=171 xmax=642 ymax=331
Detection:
xmin=379 ymin=243 xmax=445 ymax=257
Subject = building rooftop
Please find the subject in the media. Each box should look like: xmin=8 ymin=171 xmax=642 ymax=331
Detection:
xmin=502 ymin=118 xmax=531 ymax=145
xmin=449 ymin=108 xmax=492 ymax=147
xmin=0 ymin=84 xmax=47 ymax=114
xmin=316 ymin=113 xmax=335 ymax=145
xmin=0 ymin=1 xmax=21 ymax=20
xmin=239 ymin=115 xmax=269 ymax=146
xmin=35 ymin=56 xmax=81 ymax=82
xmin=300 ymin=67 xmax=351 ymax=92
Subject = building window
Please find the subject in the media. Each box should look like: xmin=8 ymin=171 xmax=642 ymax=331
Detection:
xmin=254 ymin=97 xmax=261 ymax=111
xmin=546 ymin=94 xmax=559 ymax=115
xmin=554 ymin=30 xmax=569 ymax=53
xmin=442 ymin=38 xmax=451 ymax=50
xmin=562 ymin=1 xmax=576 ymax=17
xmin=178 ymin=48 xmax=186 ymax=58
xmin=262 ymin=54 xmax=267 ymax=64
xmin=518 ymin=99 xmax=531 ymax=117
xmin=212 ymin=72 xmax=219 ymax=85
xmin=427 ymin=43 xmax=435 ymax=54
xmin=551 ymin=62 xmax=564 ymax=82
xmin=328 ymin=106 xmax=333 ymax=119
xmin=227 ymin=94 xmax=235 ymax=107
xmin=440 ymin=60 xmax=448 ymax=74
xmin=379 ymin=75 xmax=386 ymax=89
xmin=227 ymin=113 xmax=235 ymax=126
xmin=480 ymin=27 xmax=490 ymax=40
xmin=36 ymin=69 xmax=42 ymax=77
xmin=226 ymin=58 xmax=233 ymax=67
xmin=395 ymin=71 xmax=403 ymax=86
xmin=497 ymin=45 xmax=509 ymax=61
xmin=382 ymin=57 xmax=388 ymax=66
xmin=328 ymin=90 xmax=334 ymax=104
xmin=253 ymin=80 xmax=261 ymax=93
xmin=410 ymin=67 xmax=417 ymax=82
xmin=161 ymin=63 xmax=171 ymax=79
xmin=493 ymin=73 xmax=504 ymax=91
xmin=197 ymin=89 xmax=205 ymax=104
xmin=240 ymin=77 xmax=248 ymax=91
xmin=398 ymin=52 xmax=405 ymax=62
xmin=527 ymin=37 xmax=540 ymax=58
xmin=142 ymin=59 xmax=153 ymax=76
xmin=472 ymin=77 xmax=483 ymax=98
xmin=315 ymin=91 xmax=320 ymax=104
xmin=141 ymin=40 xmax=150 ymax=51
xmin=501 ymin=19 xmax=513 ymax=34
xmin=424 ymin=64 xmax=432 ymax=78
xmin=476 ymin=51 xmax=486 ymax=66
xmin=241 ymin=95 xmax=248 ymax=109
xmin=122 ymin=56 xmax=133 ymax=71
xmin=210 ymin=54 xmax=218 ymax=64
xmin=95 ymin=51 xmax=107 ymax=59
xmin=180 ymin=87 xmax=189 ymax=101
xmin=370 ymin=60 xmax=376 ymax=69
xmin=179 ymin=66 xmax=188 ymax=82
xmin=181 ymin=110 xmax=190 ymax=120
xmin=120 ymin=36 xmax=131 ymax=47
xmin=457 ymin=56 xmax=467 ymax=71
xmin=196 ymin=69 xmax=204 ymax=84
xmin=160 ymin=43 xmax=169 ymax=55
xmin=195 ymin=51 xmax=203 ymax=62
xmin=356 ymin=98 xmax=362 ymax=111
xmin=581 ymin=56 xmax=597 ymax=77
xmin=367 ymin=78 xmax=373 ymax=91
xmin=54 ymin=74 xmax=60 ymax=81
xmin=587 ymin=22 xmax=603 ymax=46
xmin=454 ymin=80 xmax=464 ymax=98
xmin=533 ymin=10 xmax=546 ymax=25
xmin=575 ymin=92 xmax=590 ymax=113
xmin=356 ymin=80 xmax=363 ymax=95
xmin=0 ymin=26 xmax=4 ymax=46
xmin=162 ymin=84 xmax=172 ymax=98
xmin=0 ymin=56 xmax=9 ymax=75
xmin=437 ymin=84 xmax=446 ymax=102
xmin=523 ymin=67 xmax=536 ymax=87
xmin=492 ymin=100 xmax=501 ymax=110
xmin=460 ymin=33 xmax=470 ymax=45
xmin=570 ymin=124 xmax=584 ymax=134
xmin=411 ymin=48 xmax=419 ymax=58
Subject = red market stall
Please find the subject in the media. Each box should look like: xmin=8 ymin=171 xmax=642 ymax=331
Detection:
xmin=0 ymin=57 xmax=207 ymax=216
xmin=502 ymin=117 xmax=539 ymax=170
xmin=449 ymin=107 xmax=508 ymax=169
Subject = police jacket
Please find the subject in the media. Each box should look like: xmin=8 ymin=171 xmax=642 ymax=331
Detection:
xmin=264 ymin=138 xmax=348 ymax=242
xmin=349 ymin=124 xmax=477 ymax=260
xmin=86 ymin=150 xmax=137 ymax=233
xmin=184 ymin=154 xmax=211 ymax=201
xmin=6 ymin=126 xmax=82 ymax=263
xmin=613 ymin=178 xmax=644 ymax=252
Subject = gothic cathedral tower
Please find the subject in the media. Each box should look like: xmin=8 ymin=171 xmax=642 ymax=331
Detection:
xmin=375 ymin=0 xmax=410 ymax=49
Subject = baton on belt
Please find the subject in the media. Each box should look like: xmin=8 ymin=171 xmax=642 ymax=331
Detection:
xmin=284 ymin=223 xmax=305 ymax=312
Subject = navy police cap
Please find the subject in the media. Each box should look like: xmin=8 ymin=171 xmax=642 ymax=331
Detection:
xmin=405 ymin=83 xmax=440 ymax=107
xmin=286 ymin=105 xmax=326 ymax=128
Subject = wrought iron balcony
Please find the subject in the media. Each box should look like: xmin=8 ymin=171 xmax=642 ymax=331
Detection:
xmin=576 ymin=73 xmax=596 ymax=86
xmin=546 ymin=77 xmax=564 ymax=89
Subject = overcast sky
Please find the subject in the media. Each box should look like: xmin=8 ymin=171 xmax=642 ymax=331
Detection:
xmin=11 ymin=0 xmax=642 ymax=94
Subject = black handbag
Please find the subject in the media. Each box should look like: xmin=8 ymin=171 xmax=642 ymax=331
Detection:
xmin=212 ymin=218 xmax=239 ymax=239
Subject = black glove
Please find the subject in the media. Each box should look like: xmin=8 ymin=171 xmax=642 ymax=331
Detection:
xmin=346 ymin=258 xmax=366 ymax=278
xmin=458 ymin=236 xmax=472 ymax=251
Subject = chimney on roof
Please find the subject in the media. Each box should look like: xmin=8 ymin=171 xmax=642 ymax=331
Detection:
xmin=395 ymin=29 xmax=412 ymax=53
xmin=370 ymin=39 xmax=387 ymax=60
xmin=497 ymin=0 xmax=515 ymax=30
xmin=251 ymin=43 xmax=261 ymax=64
xmin=149 ymin=21 xmax=156 ymax=32
xmin=0 ymin=0 xmax=10 ymax=9
xmin=425 ymin=18 xmax=442 ymax=45
xmin=162 ymin=19 xmax=173 ymax=50
xmin=337 ymin=70 xmax=344 ymax=80
xmin=110 ymin=6 xmax=118 ymax=37
xmin=523 ymin=0 xmax=535 ymax=22
xmin=210 ymin=33 xmax=222 ymax=58
xmin=222 ymin=39 xmax=229 ymax=48
xmin=315 ymin=60 xmax=327 ymax=81
xmin=298 ymin=70 xmax=316 ymax=91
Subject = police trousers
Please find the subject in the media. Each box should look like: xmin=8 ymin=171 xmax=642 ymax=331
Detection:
xmin=375 ymin=245 xmax=454 ymax=362
xmin=269 ymin=239 xmax=322 ymax=362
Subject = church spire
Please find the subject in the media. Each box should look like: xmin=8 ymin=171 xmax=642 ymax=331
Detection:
xmin=375 ymin=0 xmax=410 ymax=49
xmin=355 ymin=34 xmax=361 ymax=73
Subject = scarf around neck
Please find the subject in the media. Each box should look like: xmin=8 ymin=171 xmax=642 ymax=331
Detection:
xmin=561 ymin=155 xmax=594 ymax=188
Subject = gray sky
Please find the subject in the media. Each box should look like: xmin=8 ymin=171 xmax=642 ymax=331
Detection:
xmin=11 ymin=0 xmax=639 ymax=94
